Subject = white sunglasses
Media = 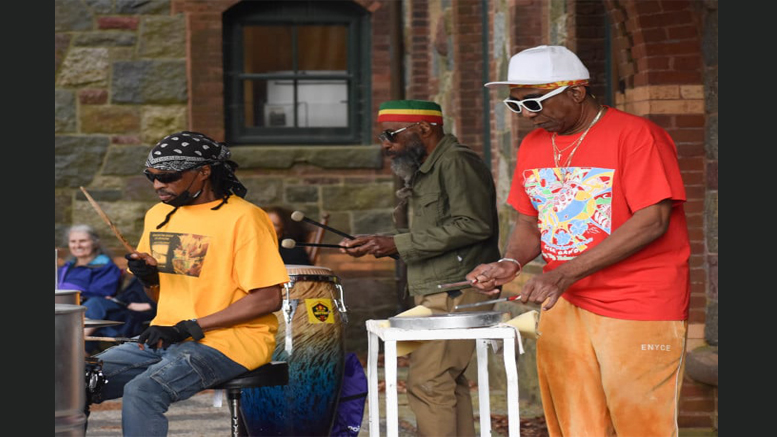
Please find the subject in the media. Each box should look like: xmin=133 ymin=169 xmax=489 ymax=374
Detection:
xmin=502 ymin=86 xmax=569 ymax=113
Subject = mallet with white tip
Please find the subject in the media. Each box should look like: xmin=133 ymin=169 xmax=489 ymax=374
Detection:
xmin=290 ymin=210 xmax=399 ymax=259
xmin=290 ymin=210 xmax=357 ymax=240
xmin=281 ymin=239 xmax=347 ymax=249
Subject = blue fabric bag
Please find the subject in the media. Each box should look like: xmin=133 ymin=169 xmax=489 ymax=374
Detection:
xmin=331 ymin=352 xmax=368 ymax=437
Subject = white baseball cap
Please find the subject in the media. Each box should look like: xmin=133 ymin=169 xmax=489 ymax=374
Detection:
xmin=484 ymin=45 xmax=590 ymax=88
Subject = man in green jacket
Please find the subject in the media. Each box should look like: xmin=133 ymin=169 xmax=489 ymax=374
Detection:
xmin=339 ymin=99 xmax=501 ymax=436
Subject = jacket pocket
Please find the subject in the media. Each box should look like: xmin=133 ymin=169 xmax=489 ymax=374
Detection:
xmin=413 ymin=192 xmax=442 ymax=228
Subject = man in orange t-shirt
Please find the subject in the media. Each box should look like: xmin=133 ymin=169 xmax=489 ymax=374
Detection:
xmin=466 ymin=46 xmax=690 ymax=436
xmin=88 ymin=131 xmax=289 ymax=436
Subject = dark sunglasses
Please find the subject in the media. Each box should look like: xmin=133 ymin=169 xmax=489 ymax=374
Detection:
xmin=143 ymin=169 xmax=191 ymax=183
xmin=378 ymin=122 xmax=438 ymax=143
xmin=502 ymin=85 xmax=568 ymax=114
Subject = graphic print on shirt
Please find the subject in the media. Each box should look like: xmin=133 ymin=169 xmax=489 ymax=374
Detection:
xmin=523 ymin=167 xmax=614 ymax=261
xmin=149 ymin=231 xmax=210 ymax=277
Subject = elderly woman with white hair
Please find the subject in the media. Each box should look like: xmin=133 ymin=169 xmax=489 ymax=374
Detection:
xmin=57 ymin=224 xmax=122 ymax=303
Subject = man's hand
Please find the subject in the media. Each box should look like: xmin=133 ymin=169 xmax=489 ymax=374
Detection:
xmin=518 ymin=269 xmax=570 ymax=311
xmin=338 ymin=235 xmax=398 ymax=259
xmin=125 ymin=253 xmax=159 ymax=287
xmin=465 ymin=260 xmax=522 ymax=296
xmin=137 ymin=320 xmax=204 ymax=350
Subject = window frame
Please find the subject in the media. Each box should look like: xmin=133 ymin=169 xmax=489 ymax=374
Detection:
xmin=223 ymin=1 xmax=371 ymax=145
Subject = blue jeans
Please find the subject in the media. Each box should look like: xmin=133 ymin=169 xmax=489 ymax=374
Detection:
xmin=92 ymin=340 xmax=248 ymax=436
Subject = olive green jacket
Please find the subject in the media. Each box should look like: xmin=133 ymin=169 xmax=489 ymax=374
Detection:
xmin=394 ymin=134 xmax=500 ymax=296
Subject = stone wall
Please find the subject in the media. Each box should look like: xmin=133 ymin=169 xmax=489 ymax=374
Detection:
xmin=55 ymin=0 xmax=405 ymax=354
xmin=56 ymin=0 xmax=190 ymax=246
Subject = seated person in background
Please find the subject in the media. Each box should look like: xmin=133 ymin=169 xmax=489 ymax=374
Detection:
xmin=57 ymin=224 xmax=122 ymax=303
xmin=84 ymin=273 xmax=158 ymax=354
xmin=266 ymin=206 xmax=312 ymax=265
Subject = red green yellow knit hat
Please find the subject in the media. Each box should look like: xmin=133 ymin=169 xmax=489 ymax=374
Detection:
xmin=377 ymin=100 xmax=443 ymax=125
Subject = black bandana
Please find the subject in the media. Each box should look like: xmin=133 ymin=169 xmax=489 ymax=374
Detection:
xmin=146 ymin=131 xmax=247 ymax=198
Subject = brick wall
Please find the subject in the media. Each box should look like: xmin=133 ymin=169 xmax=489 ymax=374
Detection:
xmin=483 ymin=0 xmax=716 ymax=431
xmin=451 ymin=0 xmax=486 ymax=152
xmin=406 ymin=0 xmax=432 ymax=100
xmin=603 ymin=0 xmax=715 ymax=430
xmin=172 ymin=0 xmax=240 ymax=141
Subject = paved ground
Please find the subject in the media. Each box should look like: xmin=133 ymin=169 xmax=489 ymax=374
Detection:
xmin=83 ymin=357 xmax=715 ymax=437
xmin=84 ymin=361 xmax=535 ymax=437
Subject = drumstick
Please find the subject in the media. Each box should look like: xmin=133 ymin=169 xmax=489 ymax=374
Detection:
xmin=85 ymin=336 xmax=138 ymax=343
xmin=281 ymin=239 xmax=346 ymax=249
xmin=454 ymin=295 xmax=521 ymax=310
xmin=439 ymin=266 xmax=496 ymax=290
xmin=79 ymin=186 xmax=135 ymax=253
xmin=437 ymin=280 xmax=474 ymax=290
xmin=290 ymin=210 xmax=355 ymax=240
xmin=290 ymin=211 xmax=399 ymax=260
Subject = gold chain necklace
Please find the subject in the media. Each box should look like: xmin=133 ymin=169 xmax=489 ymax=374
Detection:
xmin=552 ymin=106 xmax=605 ymax=170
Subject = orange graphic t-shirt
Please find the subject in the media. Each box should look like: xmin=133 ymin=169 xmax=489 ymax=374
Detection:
xmin=136 ymin=196 xmax=290 ymax=370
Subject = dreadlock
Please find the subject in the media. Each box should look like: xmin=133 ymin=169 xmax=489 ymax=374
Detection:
xmin=208 ymin=162 xmax=244 ymax=210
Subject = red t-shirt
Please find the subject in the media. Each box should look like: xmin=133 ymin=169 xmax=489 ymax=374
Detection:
xmin=508 ymin=107 xmax=690 ymax=320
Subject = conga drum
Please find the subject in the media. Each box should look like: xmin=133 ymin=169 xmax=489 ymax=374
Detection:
xmin=241 ymin=265 xmax=347 ymax=436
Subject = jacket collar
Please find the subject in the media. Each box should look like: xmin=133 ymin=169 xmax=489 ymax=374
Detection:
xmin=418 ymin=134 xmax=458 ymax=174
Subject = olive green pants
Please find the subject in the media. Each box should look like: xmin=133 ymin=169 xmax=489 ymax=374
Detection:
xmin=407 ymin=290 xmax=494 ymax=437
xmin=537 ymin=298 xmax=688 ymax=437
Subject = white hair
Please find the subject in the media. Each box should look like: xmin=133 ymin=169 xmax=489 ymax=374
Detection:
xmin=64 ymin=224 xmax=104 ymax=254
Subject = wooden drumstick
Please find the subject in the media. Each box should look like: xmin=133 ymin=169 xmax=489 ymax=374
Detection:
xmin=79 ymin=186 xmax=136 ymax=253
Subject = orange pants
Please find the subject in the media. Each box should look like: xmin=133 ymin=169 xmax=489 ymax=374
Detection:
xmin=537 ymin=298 xmax=687 ymax=437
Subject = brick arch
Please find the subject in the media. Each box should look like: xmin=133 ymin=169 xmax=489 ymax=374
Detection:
xmin=600 ymin=0 xmax=707 ymax=321
xmin=601 ymin=1 xmax=715 ymax=430
xmin=602 ymin=0 xmax=705 ymax=114
xmin=613 ymin=0 xmax=702 ymax=86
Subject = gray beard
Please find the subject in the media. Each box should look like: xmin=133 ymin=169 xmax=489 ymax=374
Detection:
xmin=390 ymin=138 xmax=427 ymax=184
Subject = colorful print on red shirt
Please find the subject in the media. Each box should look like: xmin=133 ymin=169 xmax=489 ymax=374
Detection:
xmin=524 ymin=166 xmax=614 ymax=262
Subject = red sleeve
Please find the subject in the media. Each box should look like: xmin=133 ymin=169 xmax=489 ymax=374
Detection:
xmin=620 ymin=123 xmax=687 ymax=212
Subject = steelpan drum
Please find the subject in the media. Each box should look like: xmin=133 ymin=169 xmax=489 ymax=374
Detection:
xmin=55 ymin=303 xmax=86 ymax=437
xmin=55 ymin=289 xmax=80 ymax=305
xmin=389 ymin=310 xmax=506 ymax=330
xmin=241 ymin=265 xmax=346 ymax=436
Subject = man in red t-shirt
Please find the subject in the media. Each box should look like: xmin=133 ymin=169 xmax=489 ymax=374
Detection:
xmin=466 ymin=45 xmax=690 ymax=437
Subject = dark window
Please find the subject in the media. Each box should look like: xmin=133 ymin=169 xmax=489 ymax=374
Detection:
xmin=223 ymin=1 xmax=371 ymax=145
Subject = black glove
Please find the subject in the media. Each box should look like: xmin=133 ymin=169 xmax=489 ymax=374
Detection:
xmin=125 ymin=254 xmax=159 ymax=287
xmin=137 ymin=320 xmax=204 ymax=350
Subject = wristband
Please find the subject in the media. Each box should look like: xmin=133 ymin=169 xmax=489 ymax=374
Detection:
xmin=498 ymin=257 xmax=522 ymax=275
xmin=178 ymin=319 xmax=205 ymax=341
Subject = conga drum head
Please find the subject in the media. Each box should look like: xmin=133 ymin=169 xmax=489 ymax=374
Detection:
xmin=241 ymin=265 xmax=346 ymax=436
xmin=284 ymin=264 xmax=334 ymax=275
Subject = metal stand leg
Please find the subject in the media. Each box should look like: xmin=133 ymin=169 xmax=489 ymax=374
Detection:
xmin=503 ymin=337 xmax=520 ymax=437
xmin=476 ymin=339 xmax=491 ymax=437
xmin=226 ymin=390 xmax=248 ymax=437
xmin=385 ymin=340 xmax=399 ymax=437
xmin=368 ymin=329 xmax=380 ymax=436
